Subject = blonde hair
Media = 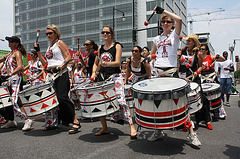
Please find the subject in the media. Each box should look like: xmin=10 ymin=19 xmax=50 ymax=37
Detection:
xmin=161 ymin=14 xmax=174 ymax=23
xmin=46 ymin=24 xmax=61 ymax=39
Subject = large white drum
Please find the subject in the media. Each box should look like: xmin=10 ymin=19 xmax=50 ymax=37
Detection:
xmin=132 ymin=77 xmax=190 ymax=130
xmin=202 ymin=83 xmax=222 ymax=110
xmin=187 ymin=82 xmax=202 ymax=114
xmin=77 ymin=81 xmax=119 ymax=118
xmin=19 ymin=82 xmax=59 ymax=117
xmin=0 ymin=85 xmax=12 ymax=109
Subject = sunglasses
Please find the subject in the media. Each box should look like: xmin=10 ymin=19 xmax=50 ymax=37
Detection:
xmin=200 ymin=48 xmax=206 ymax=51
xmin=101 ymin=31 xmax=111 ymax=34
xmin=46 ymin=32 xmax=54 ymax=36
xmin=84 ymin=43 xmax=91 ymax=46
xmin=161 ymin=20 xmax=173 ymax=24
xmin=132 ymin=49 xmax=139 ymax=53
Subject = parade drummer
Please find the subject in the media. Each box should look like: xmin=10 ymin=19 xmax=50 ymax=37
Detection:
xmin=199 ymin=44 xmax=227 ymax=120
xmin=34 ymin=24 xmax=81 ymax=134
xmin=78 ymin=40 xmax=98 ymax=78
xmin=91 ymin=25 xmax=137 ymax=139
xmin=178 ymin=34 xmax=213 ymax=132
xmin=0 ymin=36 xmax=33 ymax=131
xmin=23 ymin=50 xmax=46 ymax=85
xmin=147 ymin=6 xmax=201 ymax=146
xmin=124 ymin=46 xmax=151 ymax=84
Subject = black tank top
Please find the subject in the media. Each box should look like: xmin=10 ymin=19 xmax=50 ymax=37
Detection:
xmin=128 ymin=57 xmax=147 ymax=76
xmin=85 ymin=50 xmax=96 ymax=77
xmin=99 ymin=42 xmax=121 ymax=79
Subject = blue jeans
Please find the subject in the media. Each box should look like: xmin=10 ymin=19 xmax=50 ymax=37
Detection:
xmin=220 ymin=78 xmax=232 ymax=94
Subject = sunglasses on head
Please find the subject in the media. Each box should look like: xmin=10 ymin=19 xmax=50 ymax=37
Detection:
xmin=84 ymin=43 xmax=91 ymax=46
xmin=46 ymin=32 xmax=54 ymax=36
xmin=132 ymin=49 xmax=139 ymax=53
xmin=101 ymin=31 xmax=111 ymax=34
xmin=161 ymin=20 xmax=173 ymax=24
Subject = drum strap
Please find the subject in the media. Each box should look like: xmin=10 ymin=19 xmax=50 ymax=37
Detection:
xmin=155 ymin=67 xmax=178 ymax=77
xmin=47 ymin=67 xmax=68 ymax=82
xmin=201 ymin=72 xmax=217 ymax=83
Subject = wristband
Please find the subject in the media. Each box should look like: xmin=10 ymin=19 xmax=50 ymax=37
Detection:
xmin=34 ymin=44 xmax=40 ymax=52
xmin=107 ymin=62 xmax=110 ymax=67
xmin=156 ymin=6 xmax=164 ymax=14
xmin=195 ymin=71 xmax=200 ymax=75
xmin=216 ymin=54 xmax=220 ymax=59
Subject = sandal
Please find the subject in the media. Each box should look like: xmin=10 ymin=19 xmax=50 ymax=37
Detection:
xmin=43 ymin=126 xmax=58 ymax=131
xmin=69 ymin=123 xmax=81 ymax=134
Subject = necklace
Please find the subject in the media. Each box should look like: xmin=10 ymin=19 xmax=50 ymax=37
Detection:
xmin=132 ymin=57 xmax=141 ymax=63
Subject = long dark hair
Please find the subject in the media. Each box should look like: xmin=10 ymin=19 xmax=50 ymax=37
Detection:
xmin=18 ymin=43 xmax=27 ymax=57
xmin=89 ymin=40 xmax=98 ymax=51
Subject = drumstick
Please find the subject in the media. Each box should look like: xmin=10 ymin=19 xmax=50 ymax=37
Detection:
xmin=36 ymin=29 xmax=40 ymax=43
xmin=94 ymin=51 xmax=101 ymax=61
xmin=144 ymin=12 xmax=155 ymax=26
xmin=101 ymin=92 xmax=117 ymax=109
xmin=179 ymin=36 xmax=183 ymax=49
xmin=185 ymin=64 xmax=195 ymax=81
xmin=77 ymin=37 xmax=80 ymax=51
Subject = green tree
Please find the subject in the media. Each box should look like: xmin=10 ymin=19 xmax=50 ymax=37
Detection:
xmin=234 ymin=70 xmax=240 ymax=79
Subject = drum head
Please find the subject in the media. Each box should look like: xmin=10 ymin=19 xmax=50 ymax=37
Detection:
xmin=132 ymin=77 xmax=187 ymax=92
xmin=189 ymin=82 xmax=199 ymax=90
xmin=132 ymin=77 xmax=189 ymax=100
xmin=202 ymin=83 xmax=220 ymax=92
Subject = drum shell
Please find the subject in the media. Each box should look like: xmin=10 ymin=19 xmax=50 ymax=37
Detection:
xmin=0 ymin=86 xmax=12 ymax=109
xmin=19 ymin=83 xmax=59 ymax=117
xmin=202 ymin=83 xmax=222 ymax=110
xmin=187 ymin=82 xmax=202 ymax=114
xmin=132 ymin=78 xmax=189 ymax=129
xmin=77 ymin=81 xmax=119 ymax=118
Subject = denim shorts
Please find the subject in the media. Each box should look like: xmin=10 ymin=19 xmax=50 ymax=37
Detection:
xmin=220 ymin=78 xmax=232 ymax=94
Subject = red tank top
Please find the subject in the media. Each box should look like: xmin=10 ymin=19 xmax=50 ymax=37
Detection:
xmin=202 ymin=55 xmax=214 ymax=71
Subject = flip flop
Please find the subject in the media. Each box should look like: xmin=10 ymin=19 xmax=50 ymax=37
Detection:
xmin=69 ymin=123 xmax=81 ymax=134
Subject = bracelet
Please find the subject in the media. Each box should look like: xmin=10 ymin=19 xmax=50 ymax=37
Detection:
xmin=195 ymin=71 xmax=200 ymax=75
xmin=107 ymin=62 xmax=110 ymax=67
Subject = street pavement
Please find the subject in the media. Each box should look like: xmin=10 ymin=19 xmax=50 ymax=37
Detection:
xmin=0 ymin=86 xmax=240 ymax=159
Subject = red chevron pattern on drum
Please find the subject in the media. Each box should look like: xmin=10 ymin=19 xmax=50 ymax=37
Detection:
xmin=173 ymin=98 xmax=179 ymax=105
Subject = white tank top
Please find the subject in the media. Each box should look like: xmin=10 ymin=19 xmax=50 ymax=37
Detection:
xmin=45 ymin=40 xmax=65 ymax=67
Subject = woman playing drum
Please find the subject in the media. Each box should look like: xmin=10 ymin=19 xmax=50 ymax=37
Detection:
xmin=148 ymin=6 xmax=200 ymax=146
xmin=178 ymin=34 xmax=213 ymax=131
xmin=0 ymin=36 xmax=33 ymax=131
xmin=91 ymin=25 xmax=137 ymax=139
xmin=199 ymin=44 xmax=227 ymax=120
xmin=34 ymin=24 xmax=81 ymax=133
xmin=124 ymin=46 xmax=151 ymax=84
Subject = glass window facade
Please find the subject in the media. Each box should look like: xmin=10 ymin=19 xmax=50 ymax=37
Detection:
xmin=14 ymin=0 xmax=187 ymax=57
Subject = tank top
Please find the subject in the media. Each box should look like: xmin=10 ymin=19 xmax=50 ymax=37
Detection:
xmin=45 ymin=40 xmax=65 ymax=67
xmin=179 ymin=49 xmax=199 ymax=77
xmin=1 ymin=49 xmax=20 ymax=76
xmin=128 ymin=57 xmax=147 ymax=77
xmin=85 ymin=50 xmax=96 ymax=77
xmin=202 ymin=55 xmax=215 ymax=75
xmin=99 ymin=42 xmax=121 ymax=78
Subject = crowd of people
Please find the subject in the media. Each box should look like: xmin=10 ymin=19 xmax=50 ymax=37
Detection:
xmin=0 ymin=6 xmax=235 ymax=147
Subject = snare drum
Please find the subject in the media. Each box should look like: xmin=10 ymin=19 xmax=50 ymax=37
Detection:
xmin=19 ymin=82 xmax=59 ymax=117
xmin=132 ymin=77 xmax=189 ymax=129
xmin=124 ymin=84 xmax=134 ymax=108
xmin=187 ymin=82 xmax=202 ymax=114
xmin=202 ymin=83 xmax=222 ymax=110
xmin=0 ymin=85 xmax=12 ymax=109
xmin=77 ymin=81 xmax=119 ymax=118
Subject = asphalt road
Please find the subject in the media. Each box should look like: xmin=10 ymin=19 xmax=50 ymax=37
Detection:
xmin=0 ymin=86 xmax=240 ymax=159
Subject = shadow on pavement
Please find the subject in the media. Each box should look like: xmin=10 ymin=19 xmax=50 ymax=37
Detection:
xmin=127 ymin=131 xmax=200 ymax=156
xmin=223 ymin=145 xmax=240 ymax=159
xmin=78 ymin=127 xmax=128 ymax=143
xmin=23 ymin=126 xmax=69 ymax=137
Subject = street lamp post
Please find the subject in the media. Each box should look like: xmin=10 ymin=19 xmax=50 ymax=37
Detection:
xmin=112 ymin=7 xmax=126 ymax=33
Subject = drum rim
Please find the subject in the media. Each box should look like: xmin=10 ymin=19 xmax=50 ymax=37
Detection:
xmin=19 ymin=82 xmax=52 ymax=94
xmin=76 ymin=81 xmax=115 ymax=91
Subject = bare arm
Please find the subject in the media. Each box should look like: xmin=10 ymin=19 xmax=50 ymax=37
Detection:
xmin=124 ymin=59 xmax=131 ymax=84
xmin=9 ymin=51 xmax=23 ymax=76
xmin=58 ymin=40 xmax=72 ymax=69
xmin=150 ymin=43 xmax=157 ymax=56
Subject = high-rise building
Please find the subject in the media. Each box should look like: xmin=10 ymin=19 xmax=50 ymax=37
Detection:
xmin=14 ymin=0 xmax=187 ymax=59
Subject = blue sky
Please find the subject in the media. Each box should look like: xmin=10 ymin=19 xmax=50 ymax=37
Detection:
xmin=1 ymin=0 xmax=240 ymax=59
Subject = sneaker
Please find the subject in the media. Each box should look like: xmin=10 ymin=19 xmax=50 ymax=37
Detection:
xmin=148 ymin=130 xmax=165 ymax=141
xmin=226 ymin=102 xmax=230 ymax=107
xmin=22 ymin=119 xmax=33 ymax=131
xmin=1 ymin=120 xmax=17 ymax=129
xmin=187 ymin=133 xmax=201 ymax=146
xmin=206 ymin=122 xmax=213 ymax=130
